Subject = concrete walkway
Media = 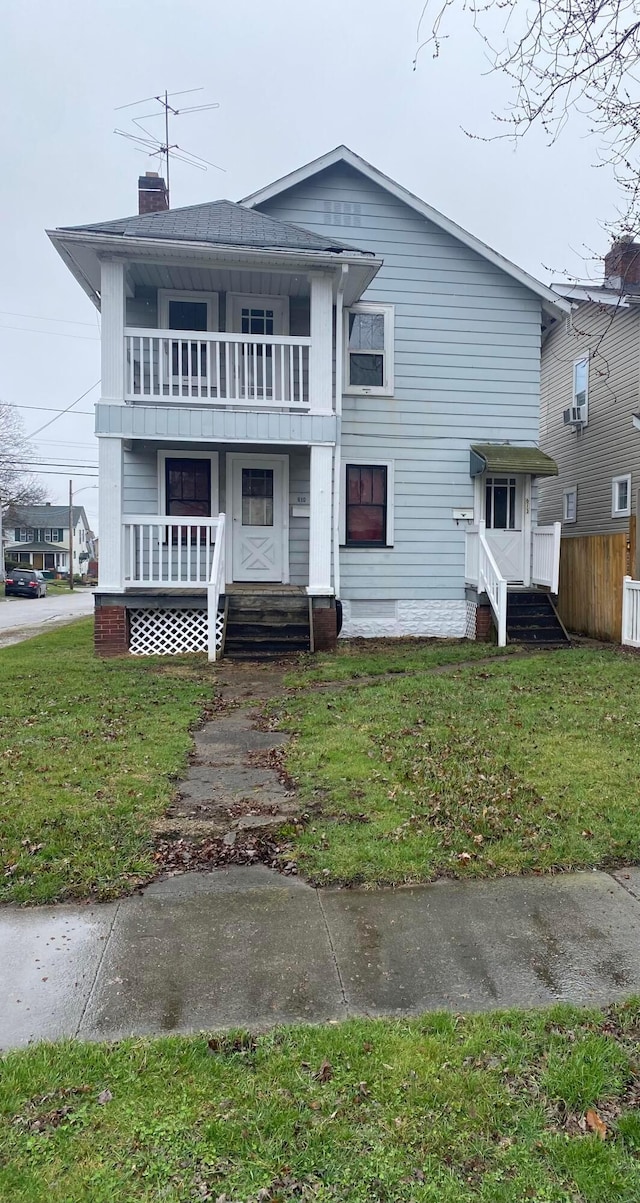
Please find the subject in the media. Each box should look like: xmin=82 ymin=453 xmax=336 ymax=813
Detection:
xmin=3 ymin=865 xmax=640 ymax=1049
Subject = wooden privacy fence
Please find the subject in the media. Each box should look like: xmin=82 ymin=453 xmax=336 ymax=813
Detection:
xmin=557 ymin=522 xmax=635 ymax=642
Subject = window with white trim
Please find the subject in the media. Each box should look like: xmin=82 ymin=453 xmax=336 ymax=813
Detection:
xmin=612 ymin=473 xmax=631 ymax=517
xmin=340 ymin=459 xmax=395 ymax=547
xmin=573 ymin=357 xmax=589 ymax=422
xmin=563 ymin=486 xmax=577 ymax=523
xmin=345 ymin=303 xmax=394 ymax=395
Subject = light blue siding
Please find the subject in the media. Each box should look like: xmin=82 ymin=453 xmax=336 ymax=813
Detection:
xmin=258 ymin=163 xmax=542 ymax=600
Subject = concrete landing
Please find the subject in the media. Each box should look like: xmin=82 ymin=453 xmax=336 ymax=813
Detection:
xmin=3 ymin=867 xmax=640 ymax=1049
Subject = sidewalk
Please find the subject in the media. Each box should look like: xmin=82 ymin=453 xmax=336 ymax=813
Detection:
xmin=3 ymin=864 xmax=640 ymax=1049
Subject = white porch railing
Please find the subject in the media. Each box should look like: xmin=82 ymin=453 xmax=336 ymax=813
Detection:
xmin=124 ymin=329 xmax=311 ymax=407
xmin=207 ymin=512 xmax=226 ymax=662
xmin=532 ymin=523 xmax=561 ymax=593
xmin=478 ymin=520 xmax=507 ymax=647
xmin=622 ymin=576 xmax=640 ymax=647
xmin=122 ymin=516 xmax=221 ymax=587
xmin=464 ymin=524 xmax=479 ymax=586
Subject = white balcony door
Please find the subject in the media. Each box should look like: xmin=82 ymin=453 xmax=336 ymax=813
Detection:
xmin=158 ymin=291 xmax=219 ymax=396
xmin=483 ymin=474 xmax=528 ymax=583
xmin=229 ymin=454 xmax=289 ymax=583
xmin=228 ymin=295 xmax=289 ymax=401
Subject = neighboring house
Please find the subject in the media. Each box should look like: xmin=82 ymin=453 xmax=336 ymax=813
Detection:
xmin=48 ymin=148 xmax=569 ymax=659
xmin=538 ymin=239 xmax=640 ymax=640
xmin=4 ymin=504 xmax=91 ymax=577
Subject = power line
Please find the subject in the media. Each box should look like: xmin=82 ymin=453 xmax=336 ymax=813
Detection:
xmin=0 ymin=323 xmax=99 ymax=342
xmin=1 ymin=402 xmax=95 ymax=417
xmin=27 ymin=381 xmax=101 ymax=439
xmin=0 ymin=309 xmax=98 ymax=328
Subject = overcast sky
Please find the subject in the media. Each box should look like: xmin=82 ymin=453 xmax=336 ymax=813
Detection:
xmin=1 ymin=0 xmax=620 ymax=531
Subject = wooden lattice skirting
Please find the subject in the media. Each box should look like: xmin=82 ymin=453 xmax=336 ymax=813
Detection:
xmin=129 ymin=608 xmax=208 ymax=656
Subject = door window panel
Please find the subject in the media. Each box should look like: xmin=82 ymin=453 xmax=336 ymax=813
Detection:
xmin=242 ymin=469 xmax=274 ymax=526
xmin=485 ymin=476 xmax=517 ymax=530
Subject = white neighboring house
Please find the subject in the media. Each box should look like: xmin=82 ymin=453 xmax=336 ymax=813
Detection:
xmin=47 ymin=149 xmax=569 ymax=659
xmin=4 ymin=505 xmax=92 ymax=577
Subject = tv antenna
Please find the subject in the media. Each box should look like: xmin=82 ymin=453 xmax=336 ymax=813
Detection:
xmin=114 ymin=88 xmax=224 ymax=205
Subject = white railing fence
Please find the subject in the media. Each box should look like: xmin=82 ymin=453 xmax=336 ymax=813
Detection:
xmin=622 ymin=576 xmax=640 ymax=647
xmin=532 ymin=522 xmax=561 ymax=593
xmin=124 ymin=329 xmax=310 ymax=407
xmin=464 ymin=525 xmax=479 ymax=586
xmin=478 ymin=520 xmax=507 ymax=647
xmin=207 ymin=512 xmax=226 ymax=662
xmin=122 ymin=516 xmax=220 ymax=588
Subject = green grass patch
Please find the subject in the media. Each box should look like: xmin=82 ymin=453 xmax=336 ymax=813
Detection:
xmin=3 ymin=1002 xmax=640 ymax=1201
xmin=279 ymin=648 xmax=640 ymax=885
xmin=0 ymin=620 xmax=214 ymax=904
xmin=285 ymin=637 xmax=512 ymax=686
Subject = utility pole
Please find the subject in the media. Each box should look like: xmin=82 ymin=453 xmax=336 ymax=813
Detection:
xmin=68 ymin=479 xmax=74 ymax=591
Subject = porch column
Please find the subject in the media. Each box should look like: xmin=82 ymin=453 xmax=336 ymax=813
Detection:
xmin=309 ymin=273 xmax=334 ymax=415
xmin=308 ymin=444 xmax=333 ymax=595
xmin=98 ymin=436 xmax=124 ymax=591
xmin=100 ymin=258 xmax=125 ymax=404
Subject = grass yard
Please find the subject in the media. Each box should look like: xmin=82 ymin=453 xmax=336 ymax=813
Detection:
xmin=2 ymin=1003 xmax=640 ymax=1201
xmin=278 ymin=647 xmax=640 ymax=886
xmin=285 ymin=637 xmax=515 ymax=686
xmin=0 ymin=620 xmax=214 ymax=904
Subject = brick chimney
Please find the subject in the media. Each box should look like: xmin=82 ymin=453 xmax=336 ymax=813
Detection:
xmin=138 ymin=171 xmax=168 ymax=215
xmin=604 ymin=238 xmax=640 ymax=290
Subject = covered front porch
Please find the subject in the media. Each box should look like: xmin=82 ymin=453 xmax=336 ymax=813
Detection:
xmin=464 ymin=444 xmax=561 ymax=646
xmin=96 ymin=438 xmax=336 ymax=659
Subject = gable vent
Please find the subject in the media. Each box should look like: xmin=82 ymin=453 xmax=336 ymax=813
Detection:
xmin=323 ymin=200 xmax=362 ymax=227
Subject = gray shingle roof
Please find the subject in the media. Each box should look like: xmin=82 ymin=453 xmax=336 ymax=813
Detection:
xmin=6 ymin=541 xmax=64 ymax=553
xmin=9 ymin=505 xmax=88 ymax=528
xmin=62 ymin=199 xmax=368 ymax=254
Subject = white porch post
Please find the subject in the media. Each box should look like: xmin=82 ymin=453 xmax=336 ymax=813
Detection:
xmin=100 ymin=258 xmax=126 ymax=404
xmin=309 ymin=273 xmax=334 ymax=415
xmin=98 ymin=437 xmax=124 ymax=591
xmin=308 ymin=444 xmax=333 ymax=595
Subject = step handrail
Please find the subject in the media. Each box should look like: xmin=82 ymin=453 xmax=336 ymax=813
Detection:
xmin=478 ymin=520 xmax=507 ymax=647
xmin=207 ymin=512 xmax=226 ymax=662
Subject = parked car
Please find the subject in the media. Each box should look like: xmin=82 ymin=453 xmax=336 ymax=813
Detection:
xmin=4 ymin=570 xmax=47 ymax=598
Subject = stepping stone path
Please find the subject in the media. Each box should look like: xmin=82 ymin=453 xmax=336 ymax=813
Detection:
xmin=153 ymin=661 xmax=303 ymax=874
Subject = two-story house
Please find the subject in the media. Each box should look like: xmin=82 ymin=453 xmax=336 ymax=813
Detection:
xmin=538 ymin=239 xmax=640 ymax=641
xmin=48 ymin=147 xmax=569 ymax=659
xmin=4 ymin=504 xmax=92 ymax=577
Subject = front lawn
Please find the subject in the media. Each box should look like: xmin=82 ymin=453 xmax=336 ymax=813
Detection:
xmin=279 ymin=648 xmax=640 ymax=885
xmin=0 ymin=620 xmax=214 ymax=904
xmin=2 ymin=1003 xmax=640 ymax=1201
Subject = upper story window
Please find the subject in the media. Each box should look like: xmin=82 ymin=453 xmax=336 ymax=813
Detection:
xmin=14 ymin=528 xmax=34 ymax=542
xmin=573 ymin=357 xmax=589 ymax=421
xmin=612 ymin=473 xmax=631 ymax=518
xmin=345 ymin=303 xmax=394 ymax=396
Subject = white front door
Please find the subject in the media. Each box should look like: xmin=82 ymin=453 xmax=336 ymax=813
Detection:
xmin=230 ymin=456 xmax=288 ymax=583
xmin=227 ymin=295 xmax=290 ymax=402
xmin=483 ymin=475 xmax=526 ymax=582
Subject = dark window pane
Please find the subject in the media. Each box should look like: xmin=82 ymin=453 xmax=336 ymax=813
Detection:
xmin=168 ymin=300 xmax=208 ymax=331
xmin=349 ymin=353 xmax=384 ymax=387
xmin=165 ymin=458 xmax=211 ymax=518
xmin=346 ymin=464 xmax=387 ymax=546
xmin=492 ymin=486 xmax=508 ymax=529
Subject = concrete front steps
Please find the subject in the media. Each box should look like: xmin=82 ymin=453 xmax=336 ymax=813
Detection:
xmin=506 ymin=590 xmax=571 ymax=648
xmin=223 ymin=589 xmax=311 ymax=660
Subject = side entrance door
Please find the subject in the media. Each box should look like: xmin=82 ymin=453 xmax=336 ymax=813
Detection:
xmin=229 ymin=455 xmax=289 ymax=583
xmin=483 ymin=474 xmax=529 ymax=583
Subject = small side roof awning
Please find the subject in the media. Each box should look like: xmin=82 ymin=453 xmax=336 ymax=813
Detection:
xmin=470 ymin=444 xmax=558 ymax=478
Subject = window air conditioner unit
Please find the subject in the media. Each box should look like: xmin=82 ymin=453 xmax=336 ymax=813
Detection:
xmin=563 ymin=405 xmax=585 ymax=427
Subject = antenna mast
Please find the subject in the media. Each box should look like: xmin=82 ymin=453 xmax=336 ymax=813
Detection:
xmin=114 ymin=87 xmax=224 ymax=206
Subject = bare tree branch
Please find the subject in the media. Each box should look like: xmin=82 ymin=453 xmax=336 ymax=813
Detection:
xmin=0 ymin=403 xmax=48 ymax=513
xmin=414 ymin=1 xmax=640 ymax=235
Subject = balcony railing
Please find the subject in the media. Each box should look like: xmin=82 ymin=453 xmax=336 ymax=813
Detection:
xmin=124 ymin=328 xmax=311 ymax=407
xmin=123 ymin=516 xmax=222 ymax=588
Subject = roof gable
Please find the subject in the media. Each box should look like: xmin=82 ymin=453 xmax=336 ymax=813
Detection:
xmin=62 ymin=198 xmax=369 ymax=255
xmin=242 ymin=146 xmax=570 ymax=316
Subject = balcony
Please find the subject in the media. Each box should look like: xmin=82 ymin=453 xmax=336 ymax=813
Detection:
xmin=124 ymin=329 xmax=311 ymax=408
